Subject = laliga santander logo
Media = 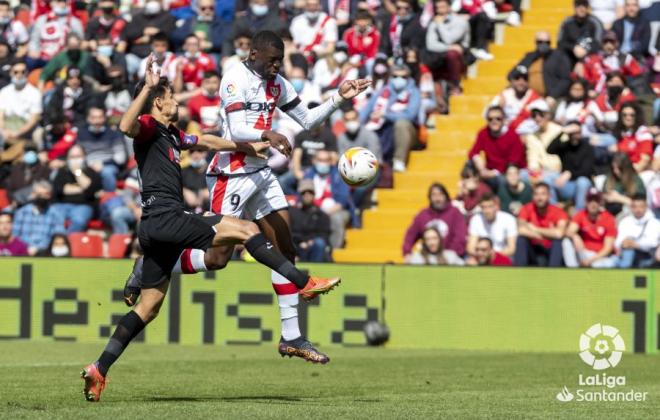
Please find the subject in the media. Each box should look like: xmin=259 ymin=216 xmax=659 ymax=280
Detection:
xmin=579 ymin=323 xmax=625 ymax=370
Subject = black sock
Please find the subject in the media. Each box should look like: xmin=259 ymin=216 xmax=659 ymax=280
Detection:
xmin=244 ymin=233 xmax=309 ymax=289
xmin=97 ymin=311 xmax=146 ymax=376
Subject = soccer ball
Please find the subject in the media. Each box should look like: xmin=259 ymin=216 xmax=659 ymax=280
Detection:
xmin=338 ymin=147 xmax=379 ymax=187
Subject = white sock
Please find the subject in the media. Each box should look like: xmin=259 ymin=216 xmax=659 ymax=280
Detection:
xmin=271 ymin=270 xmax=301 ymax=340
xmin=172 ymin=249 xmax=207 ymax=274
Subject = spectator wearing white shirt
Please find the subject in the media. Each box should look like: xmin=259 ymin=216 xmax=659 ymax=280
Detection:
xmin=0 ymin=60 xmax=42 ymax=164
xmin=290 ymin=0 xmax=338 ymax=62
xmin=288 ymin=65 xmax=322 ymax=109
xmin=615 ymin=194 xmax=660 ymax=268
xmin=591 ymin=0 xmax=625 ymax=29
xmin=137 ymin=32 xmax=178 ymax=82
xmin=466 ymin=193 xmax=518 ymax=259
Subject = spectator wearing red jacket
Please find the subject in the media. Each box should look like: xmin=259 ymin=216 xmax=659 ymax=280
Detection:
xmin=467 ymin=237 xmax=513 ymax=266
xmin=187 ymin=71 xmax=221 ymax=132
xmin=562 ymin=188 xmax=617 ymax=268
xmin=580 ymin=31 xmax=643 ymax=94
xmin=342 ymin=10 xmax=380 ymax=65
xmin=513 ymin=182 xmax=568 ymax=267
xmin=469 ymin=105 xmax=527 ymax=191
xmin=614 ymin=102 xmax=653 ymax=173
xmin=174 ymin=34 xmax=217 ymax=92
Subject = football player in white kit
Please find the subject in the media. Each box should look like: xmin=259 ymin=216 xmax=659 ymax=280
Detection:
xmin=124 ymin=30 xmax=370 ymax=363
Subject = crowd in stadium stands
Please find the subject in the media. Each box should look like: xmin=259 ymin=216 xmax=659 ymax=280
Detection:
xmin=404 ymin=0 xmax=660 ymax=268
xmin=0 ymin=0 xmax=657 ymax=268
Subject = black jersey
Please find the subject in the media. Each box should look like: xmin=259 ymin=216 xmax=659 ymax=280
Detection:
xmin=133 ymin=115 xmax=199 ymax=217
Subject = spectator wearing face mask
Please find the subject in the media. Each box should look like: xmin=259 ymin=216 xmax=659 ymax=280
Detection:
xmin=77 ymin=107 xmax=126 ymax=192
xmin=289 ymin=179 xmax=332 ymax=262
xmin=173 ymin=34 xmax=217 ymax=94
xmin=182 ymin=147 xmax=210 ymax=212
xmin=222 ymin=31 xmax=251 ymax=74
xmin=122 ymin=0 xmax=176 ymax=79
xmin=187 ymin=71 xmax=221 ymax=133
xmin=288 ymin=65 xmax=321 ymax=108
xmin=612 ymin=0 xmax=650 ymax=59
xmin=580 ymin=31 xmax=644 ymax=94
xmin=84 ymin=34 xmax=127 ymax=91
xmin=103 ymin=66 xmax=131 ymax=128
xmin=511 ymin=31 xmax=572 ymax=101
xmin=343 ymin=10 xmax=380 ymax=66
xmin=303 ymin=150 xmax=355 ymax=248
xmin=171 ymin=0 xmax=226 ymax=55
xmin=0 ymin=0 xmax=29 ymax=57
xmin=12 ymin=180 xmax=65 ymax=255
xmin=466 ymin=237 xmax=513 ymax=266
xmin=4 ymin=143 xmax=50 ymax=207
xmin=0 ymin=39 xmax=14 ymax=89
xmin=497 ymin=164 xmax=532 ymax=216
xmin=523 ymin=99 xmax=563 ymax=182
xmin=27 ymin=0 xmax=84 ymax=69
xmin=137 ymin=32 xmax=178 ymax=82
xmin=369 ymin=54 xmax=390 ymax=95
xmin=52 ymin=145 xmax=102 ymax=233
xmin=224 ymin=0 xmax=286 ymax=57
xmin=37 ymin=233 xmax=71 ymax=257
xmin=0 ymin=212 xmax=28 ymax=256
xmin=554 ymin=79 xmax=591 ymax=126
xmin=490 ymin=66 xmax=541 ymax=135
xmin=290 ymin=0 xmax=338 ymax=62
xmin=379 ymin=0 xmax=425 ymax=57
xmin=47 ymin=67 xmax=99 ymax=127
xmin=360 ymin=62 xmax=421 ymax=172
xmin=615 ymin=194 xmax=660 ymax=268
xmin=557 ymin=0 xmax=604 ymax=64
xmin=38 ymin=33 xmax=88 ymax=92
xmin=403 ymin=183 xmax=467 ymax=259
xmin=312 ymin=41 xmax=358 ymax=97
xmin=85 ymin=0 xmax=127 ymax=53
xmin=407 ymin=226 xmax=465 ymax=265
xmin=586 ymin=71 xmax=636 ymax=149
xmin=0 ymin=60 xmax=42 ymax=165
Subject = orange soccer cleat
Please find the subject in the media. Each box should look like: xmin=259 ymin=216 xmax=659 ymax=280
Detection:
xmin=299 ymin=276 xmax=341 ymax=301
xmin=81 ymin=363 xmax=106 ymax=402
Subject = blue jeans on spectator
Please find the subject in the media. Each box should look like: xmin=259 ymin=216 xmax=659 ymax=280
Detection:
xmin=101 ymin=196 xmax=135 ymax=234
xmin=484 ymin=169 xmax=529 ymax=194
xmin=297 ymin=237 xmax=329 ymax=262
xmin=25 ymin=57 xmax=48 ymax=71
xmin=277 ymin=170 xmax=299 ymax=196
xmin=544 ymin=173 xmax=592 ymax=210
xmin=513 ymin=236 xmax=563 ymax=267
xmin=591 ymin=133 xmax=617 ymax=165
xmin=125 ymin=53 xmax=143 ymax=80
xmin=616 ymin=249 xmax=656 ymax=268
xmin=100 ymin=164 xmax=120 ymax=192
xmin=52 ymin=203 xmax=94 ymax=233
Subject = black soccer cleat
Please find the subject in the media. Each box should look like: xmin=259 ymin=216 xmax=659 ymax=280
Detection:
xmin=123 ymin=256 xmax=143 ymax=307
xmin=278 ymin=336 xmax=330 ymax=364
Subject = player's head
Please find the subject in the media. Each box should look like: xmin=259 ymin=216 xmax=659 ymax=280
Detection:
xmin=428 ymin=183 xmax=449 ymax=211
xmin=479 ymin=193 xmax=499 ymax=223
xmin=630 ymin=193 xmax=648 ymax=219
xmin=421 ymin=226 xmax=444 ymax=255
xmin=249 ymin=30 xmax=285 ymax=80
xmin=134 ymin=77 xmax=179 ymax=122
xmin=532 ymin=182 xmax=551 ymax=209
xmin=475 ymin=237 xmax=494 ymax=265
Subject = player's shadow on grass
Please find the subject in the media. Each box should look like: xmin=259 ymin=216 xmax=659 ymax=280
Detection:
xmin=147 ymin=395 xmax=302 ymax=404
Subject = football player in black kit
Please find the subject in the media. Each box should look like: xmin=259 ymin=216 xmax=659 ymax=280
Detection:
xmin=80 ymin=56 xmax=341 ymax=402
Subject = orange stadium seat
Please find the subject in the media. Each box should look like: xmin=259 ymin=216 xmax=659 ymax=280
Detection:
xmin=108 ymin=234 xmax=132 ymax=258
xmin=68 ymin=233 xmax=104 ymax=258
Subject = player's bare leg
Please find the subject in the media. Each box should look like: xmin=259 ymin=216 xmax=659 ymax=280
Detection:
xmin=83 ymin=280 xmax=169 ymax=401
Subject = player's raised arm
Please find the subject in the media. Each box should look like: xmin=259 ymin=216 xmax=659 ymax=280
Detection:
xmin=119 ymin=55 xmax=160 ymax=138
xmin=283 ymin=78 xmax=371 ymax=130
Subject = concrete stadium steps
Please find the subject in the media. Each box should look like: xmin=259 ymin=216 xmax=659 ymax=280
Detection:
xmin=333 ymin=0 xmax=573 ymax=263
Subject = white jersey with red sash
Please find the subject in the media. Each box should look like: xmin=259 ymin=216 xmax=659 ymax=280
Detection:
xmin=39 ymin=12 xmax=71 ymax=60
xmin=365 ymin=86 xmax=411 ymax=131
xmin=491 ymin=87 xmax=541 ymax=132
xmin=208 ymin=62 xmax=298 ymax=176
xmin=290 ymin=12 xmax=337 ymax=56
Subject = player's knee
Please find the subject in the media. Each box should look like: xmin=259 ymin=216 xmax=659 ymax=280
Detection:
xmin=241 ymin=221 xmax=261 ymax=239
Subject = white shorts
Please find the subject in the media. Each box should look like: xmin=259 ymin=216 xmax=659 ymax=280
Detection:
xmin=206 ymin=167 xmax=289 ymax=220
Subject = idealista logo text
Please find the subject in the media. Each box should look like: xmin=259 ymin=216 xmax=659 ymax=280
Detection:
xmin=555 ymin=323 xmax=648 ymax=403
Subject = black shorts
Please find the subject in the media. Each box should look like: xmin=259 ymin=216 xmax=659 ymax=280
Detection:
xmin=138 ymin=210 xmax=223 ymax=288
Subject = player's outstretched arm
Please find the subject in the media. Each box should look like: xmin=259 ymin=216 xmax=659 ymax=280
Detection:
xmin=198 ymin=134 xmax=270 ymax=159
xmin=119 ymin=54 xmax=159 ymax=138
xmin=284 ymin=79 xmax=371 ymax=130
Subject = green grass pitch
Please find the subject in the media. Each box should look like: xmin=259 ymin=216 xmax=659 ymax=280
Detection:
xmin=0 ymin=342 xmax=658 ymax=419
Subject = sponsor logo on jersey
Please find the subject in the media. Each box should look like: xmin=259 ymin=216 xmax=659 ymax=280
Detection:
xmin=245 ymin=101 xmax=277 ymax=112
xmin=226 ymin=83 xmax=236 ymax=96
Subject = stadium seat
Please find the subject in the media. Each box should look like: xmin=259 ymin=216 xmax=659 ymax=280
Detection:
xmin=68 ymin=233 xmax=104 ymax=258
xmin=108 ymin=234 xmax=132 ymax=258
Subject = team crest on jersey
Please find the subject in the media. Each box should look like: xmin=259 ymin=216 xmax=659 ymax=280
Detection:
xmin=226 ymin=83 xmax=237 ymax=96
xmin=269 ymin=85 xmax=280 ymax=97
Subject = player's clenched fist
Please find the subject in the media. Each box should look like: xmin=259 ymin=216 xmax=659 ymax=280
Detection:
xmin=261 ymin=130 xmax=291 ymax=157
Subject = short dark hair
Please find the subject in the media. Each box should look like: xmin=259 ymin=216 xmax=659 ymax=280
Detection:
xmin=234 ymin=30 xmax=253 ymax=41
xmin=184 ymin=33 xmax=199 ymax=43
xmin=534 ymin=182 xmax=551 ymax=192
xmin=0 ymin=212 xmax=13 ymax=222
xmin=0 ymin=1 xmax=11 ymax=8
xmin=355 ymin=10 xmax=372 ymax=21
xmin=252 ymin=30 xmax=284 ymax=52
xmin=428 ymin=182 xmax=450 ymax=200
xmin=87 ymin=105 xmax=106 ymax=116
xmin=479 ymin=192 xmax=497 ymax=204
xmin=10 ymin=58 xmax=26 ymax=69
xmin=134 ymin=77 xmax=172 ymax=115
xmin=150 ymin=32 xmax=169 ymax=45
xmin=631 ymin=193 xmax=647 ymax=202
xmin=202 ymin=70 xmax=220 ymax=80
xmin=477 ymin=237 xmax=493 ymax=247
xmin=486 ymin=105 xmax=505 ymax=117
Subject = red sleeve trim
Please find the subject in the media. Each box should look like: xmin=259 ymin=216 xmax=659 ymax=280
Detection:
xmin=224 ymin=102 xmax=246 ymax=113
xmin=134 ymin=115 xmax=158 ymax=144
